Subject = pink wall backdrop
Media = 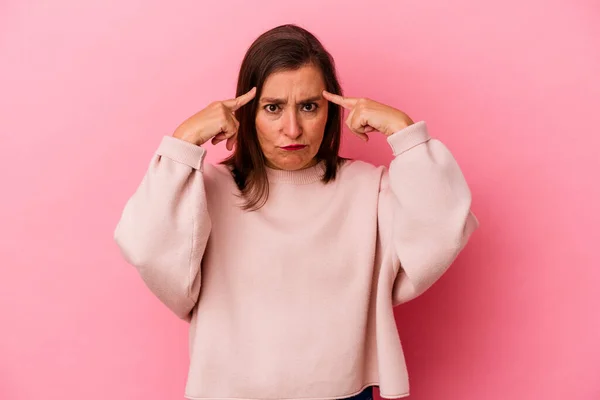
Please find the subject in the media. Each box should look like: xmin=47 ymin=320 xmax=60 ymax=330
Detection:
xmin=1 ymin=1 xmax=598 ymax=399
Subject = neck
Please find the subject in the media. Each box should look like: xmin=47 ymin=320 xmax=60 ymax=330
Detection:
xmin=265 ymin=160 xmax=326 ymax=184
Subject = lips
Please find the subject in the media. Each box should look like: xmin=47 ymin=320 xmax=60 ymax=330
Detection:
xmin=281 ymin=145 xmax=307 ymax=150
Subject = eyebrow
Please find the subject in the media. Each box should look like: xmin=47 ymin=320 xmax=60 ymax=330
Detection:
xmin=259 ymin=95 xmax=323 ymax=104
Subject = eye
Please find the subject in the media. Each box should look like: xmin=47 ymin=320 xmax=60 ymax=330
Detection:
xmin=302 ymin=103 xmax=318 ymax=112
xmin=264 ymin=104 xmax=280 ymax=113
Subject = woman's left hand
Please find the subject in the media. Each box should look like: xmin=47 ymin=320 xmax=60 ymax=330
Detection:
xmin=322 ymin=90 xmax=414 ymax=142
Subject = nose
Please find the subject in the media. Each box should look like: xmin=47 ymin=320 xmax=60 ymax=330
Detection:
xmin=282 ymin=108 xmax=302 ymax=139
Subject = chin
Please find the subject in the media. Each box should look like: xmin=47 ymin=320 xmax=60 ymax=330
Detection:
xmin=273 ymin=158 xmax=313 ymax=171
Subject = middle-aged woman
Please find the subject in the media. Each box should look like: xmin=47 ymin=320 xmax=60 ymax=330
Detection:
xmin=114 ymin=24 xmax=479 ymax=400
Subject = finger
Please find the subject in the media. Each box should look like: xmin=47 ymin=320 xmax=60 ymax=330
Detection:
xmin=222 ymin=87 xmax=257 ymax=111
xmin=226 ymin=135 xmax=236 ymax=151
xmin=211 ymin=132 xmax=226 ymax=145
xmin=211 ymin=130 xmax=236 ymax=147
xmin=363 ymin=126 xmax=375 ymax=133
xmin=355 ymin=112 xmax=372 ymax=134
xmin=322 ymin=90 xmax=357 ymax=110
xmin=226 ymin=116 xmax=240 ymax=150
xmin=345 ymin=108 xmax=369 ymax=142
xmin=211 ymin=114 xmax=239 ymax=146
xmin=226 ymin=113 xmax=240 ymax=138
xmin=348 ymin=128 xmax=369 ymax=142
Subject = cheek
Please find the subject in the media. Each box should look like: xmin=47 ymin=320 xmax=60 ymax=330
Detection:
xmin=313 ymin=106 xmax=328 ymax=128
xmin=255 ymin=115 xmax=276 ymax=145
xmin=305 ymin=112 xmax=328 ymax=136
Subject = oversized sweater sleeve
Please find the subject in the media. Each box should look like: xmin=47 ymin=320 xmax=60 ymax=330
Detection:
xmin=113 ymin=136 xmax=212 ymax=321
xmin=377 ymin=121 xmax=479 ymax=305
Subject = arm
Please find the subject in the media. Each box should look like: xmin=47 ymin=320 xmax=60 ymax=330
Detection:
xmin=377 ymin=121 xmax=479 ymax=305
xmin=114 ymin=136 xmax=212 ymax=321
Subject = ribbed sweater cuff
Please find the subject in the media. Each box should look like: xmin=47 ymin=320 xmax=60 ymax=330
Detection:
xmin=156 ymin=136 xmax=207 ymax=171
xmin=386 ymin=120 xmax=431 ymax=156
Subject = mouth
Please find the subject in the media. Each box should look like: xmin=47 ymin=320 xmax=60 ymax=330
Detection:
xmin=281 ymin=145 xmax=307 ymax=151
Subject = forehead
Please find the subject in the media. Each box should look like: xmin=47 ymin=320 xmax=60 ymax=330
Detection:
xmin=261 ymin=64 xmax=325 ymax=96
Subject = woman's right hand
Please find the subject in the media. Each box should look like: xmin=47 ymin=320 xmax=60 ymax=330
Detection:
xmin=172 ymin=87 xmax=256 ymax=150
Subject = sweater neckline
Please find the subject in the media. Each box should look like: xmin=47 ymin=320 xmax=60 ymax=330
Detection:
xmin=265 ymin=160 xmax=326 ymax=184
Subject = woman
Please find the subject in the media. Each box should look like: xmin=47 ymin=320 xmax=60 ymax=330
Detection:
xmin=114 ymin=24 xmax=478 ymax=400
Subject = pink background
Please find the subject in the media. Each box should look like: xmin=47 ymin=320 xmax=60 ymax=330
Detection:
xmin=1 ymin=1 xmax=598 ymax=399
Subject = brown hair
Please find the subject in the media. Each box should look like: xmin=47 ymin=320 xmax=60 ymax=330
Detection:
xmin=220 ymin=24 xmax=347 ymax=211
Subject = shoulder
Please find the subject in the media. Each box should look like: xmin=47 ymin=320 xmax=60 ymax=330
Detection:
xmin=200 ymin=162 xmax=239 ymax=194
xmin=335 ymin=159 xmax=388 ymax=194
xmin=338 ymin=158 xmax=386 ymax=182
xmin=203 ymin=161 xmax=233 ymax=181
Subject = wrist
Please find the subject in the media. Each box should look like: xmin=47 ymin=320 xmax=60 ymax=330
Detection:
xmin=385 ymin=115 xmax=414 ymax=136
xmin=173 ymin=129 xmax=204 ymax=146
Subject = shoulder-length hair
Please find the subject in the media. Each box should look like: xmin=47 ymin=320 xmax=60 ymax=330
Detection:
xmin=220 ymin=24 xmax=347 ymax=211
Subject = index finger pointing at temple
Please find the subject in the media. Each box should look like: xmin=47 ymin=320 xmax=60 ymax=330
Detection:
xmin=224 ymin=87 xmax=257 ymax=111
xmin=322 ymin=90 xmax=357 ymax=110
